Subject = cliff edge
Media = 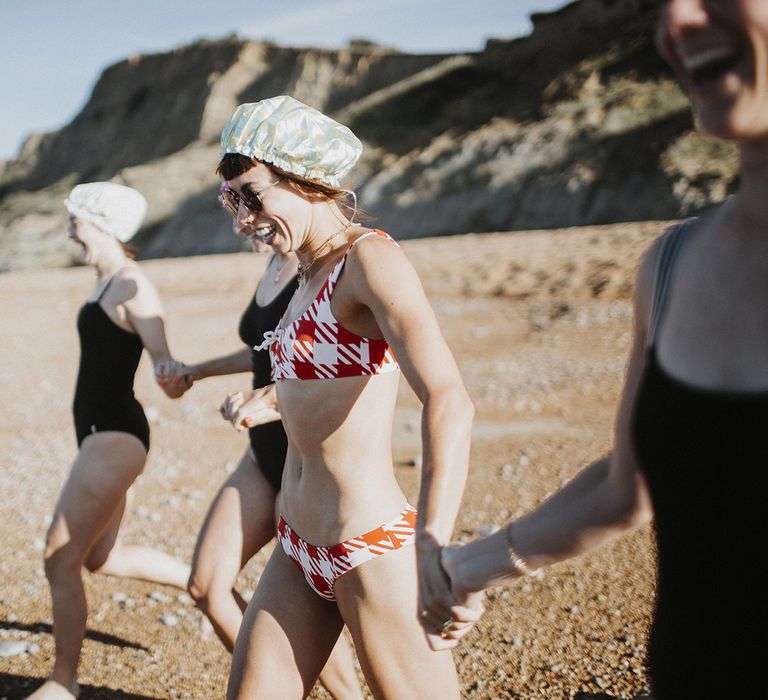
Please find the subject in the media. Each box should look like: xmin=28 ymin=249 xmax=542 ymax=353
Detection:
xmin=0 ymin=0 xmax=737 ymax=271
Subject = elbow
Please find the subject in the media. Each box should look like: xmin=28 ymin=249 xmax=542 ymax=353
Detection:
xmin=612 ymin=472 xmax=654 ymax=531
xmin=459 ymin=389 xmax=475 ymax=421
xmin=424 ymin=383 xmax=474 ymax=423
xmin=450 ymin=387 xmax=475 ymax=429
xmin=628 ymin=485 xmax=654 ymax=529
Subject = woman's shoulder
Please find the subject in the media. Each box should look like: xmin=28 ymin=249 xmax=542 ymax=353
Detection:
xmin=346 ymin=228 xmax=399 ymax=256
xmin=344 ymin=228 xmax=404 ymax=272
xmin=111 ymin=263 xmax=160 ymax=309
xmin=634 ymin=218 xmax=697 ymax=329
xmin=639 ymin=218 xmax=699 ymax=282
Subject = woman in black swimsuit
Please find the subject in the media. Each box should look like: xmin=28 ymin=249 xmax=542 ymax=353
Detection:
xmin=30 ymin=183 xmax=191 ymax=700
xmin=435 ymin=2 xmax=768 ymax=697
xmin=160 ymin=192 xmax=362 ymax=700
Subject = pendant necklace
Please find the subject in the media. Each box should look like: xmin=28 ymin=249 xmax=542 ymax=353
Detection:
xmin=270 ymin=255 xmax=290 ymax=283
xmin=297 ymin=222 xmax=352 ymax=283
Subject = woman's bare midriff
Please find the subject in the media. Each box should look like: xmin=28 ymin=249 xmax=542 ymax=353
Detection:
xmin=277 ymin=370 xmax=408 ymax=544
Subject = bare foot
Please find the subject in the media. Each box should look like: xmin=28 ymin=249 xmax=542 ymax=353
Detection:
xmin=25 ymin=679 xmax=80 ymax=699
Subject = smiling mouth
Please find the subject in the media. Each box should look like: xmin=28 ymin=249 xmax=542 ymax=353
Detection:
xmin=253 ymin=225 xmax=276 ymax=243
xmin=683 ymin=46 xmax=744 ymax=85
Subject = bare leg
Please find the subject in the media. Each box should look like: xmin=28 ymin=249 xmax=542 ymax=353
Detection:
xmin=89 ymin=542 xmax=190 ymax=588
xmin=85 ymin=488 xmax=190 ymax=588
xmin=189 ymin=450 xmax=364 ymax=698
xmin=336 ymin=543 xmax=460 ymax=700
xmin=188 ymin=449 xmax=277 ymax=650
xmin=28 ymin=433 xmax=147 ymax=698
xmin=228 ymin=545 xmax=345 ymax=700
xmin=318 ymin=632 xmax=365 ymax=700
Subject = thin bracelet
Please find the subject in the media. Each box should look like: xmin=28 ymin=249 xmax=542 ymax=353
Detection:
xmin=505 ymin=524 xmax=539 ymax=578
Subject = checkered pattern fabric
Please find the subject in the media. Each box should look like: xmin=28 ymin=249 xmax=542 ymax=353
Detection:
xmin=278 ymin=505 xmax=418 ymax=601
xmin=261 ymin=231 xmax=400 ymax=381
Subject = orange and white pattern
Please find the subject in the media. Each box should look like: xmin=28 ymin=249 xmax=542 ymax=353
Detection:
xmin=277 ymin=505 xmax=417 ymax=601
xmin=258 ymin=230 xmax=400 ymax=381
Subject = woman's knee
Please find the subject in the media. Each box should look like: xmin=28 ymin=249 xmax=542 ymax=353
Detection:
xmin=83 ymin=545 xmax=113 ymax=574
xmin=187 ymin=570 xmax=211 ymax=608
xmin=188 ymin=564 xmax=228 ymax=611
xmin=43 ymin=538 xmax=82 ymax=581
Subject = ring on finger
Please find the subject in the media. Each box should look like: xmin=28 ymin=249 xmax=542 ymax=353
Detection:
xmin=441 ymin=617 xmax=454 ymax=634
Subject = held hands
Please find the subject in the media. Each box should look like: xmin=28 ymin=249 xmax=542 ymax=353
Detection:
xmin=441 ymin=525 xmax=536 ymax=593
xmin=218 ymin=384 xmax=280 ymax=431
xmin=155 ymin=359 xmax=193 ymax=399
xmin=416 ymin=532 xmax=485 ymax=651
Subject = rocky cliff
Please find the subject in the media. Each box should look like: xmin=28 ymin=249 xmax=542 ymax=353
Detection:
xmin=0 ymin=0 xmax=738 ymax=271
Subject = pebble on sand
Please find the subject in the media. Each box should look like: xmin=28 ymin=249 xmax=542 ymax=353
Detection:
xmin=160 ymin=614 xmax=178 ymax=627
xmin=0 ymin=640 xmax=27 ymax=657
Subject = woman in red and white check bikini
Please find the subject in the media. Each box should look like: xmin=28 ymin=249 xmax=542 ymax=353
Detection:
xmin=216 ymin=95 xmax=482 ymax=700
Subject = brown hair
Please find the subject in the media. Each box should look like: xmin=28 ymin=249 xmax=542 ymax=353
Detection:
xmin=216 ymin=154 xmax=371 ymax=220
xmin=121 ymin=242 xmax=138 ymax=259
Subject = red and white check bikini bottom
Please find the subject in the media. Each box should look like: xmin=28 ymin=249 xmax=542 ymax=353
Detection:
xmin=277 ymin=505 xmax=417 ymax=602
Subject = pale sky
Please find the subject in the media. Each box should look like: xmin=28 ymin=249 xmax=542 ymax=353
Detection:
xmin=0 ymin=0 xmax=569 ymax=160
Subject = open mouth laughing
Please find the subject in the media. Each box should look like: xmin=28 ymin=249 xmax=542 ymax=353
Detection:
xmin=680 ymin=44 xmax=745 ymax=87
xmin=252 ymin=225 xmax=277 ymax=245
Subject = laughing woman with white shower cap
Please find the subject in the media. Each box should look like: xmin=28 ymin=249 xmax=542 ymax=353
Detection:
xmin=27 ymin=182 xmax=191 ymax=700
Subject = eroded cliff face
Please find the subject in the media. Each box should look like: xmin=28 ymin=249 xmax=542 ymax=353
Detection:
xmin=0 ymin=0 xmax=738 ymax=271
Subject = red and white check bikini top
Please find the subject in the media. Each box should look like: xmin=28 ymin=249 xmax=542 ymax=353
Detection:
xmin=256 ymin=230 xmax=400 ymax=381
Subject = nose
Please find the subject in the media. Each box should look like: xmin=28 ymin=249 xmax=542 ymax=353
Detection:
xmin=232 ymin=219 xmax=247 ymax=237
xmin=658 ymin=0 xmax=709 ymax=37
xmin=235 ymin=198 xmax=255 ymax=231
xmin=655 ymin=0 xmax=710 ymax=63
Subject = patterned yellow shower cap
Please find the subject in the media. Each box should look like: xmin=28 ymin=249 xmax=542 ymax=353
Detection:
xmin=220 ymin=95 xmax=363 ymax=187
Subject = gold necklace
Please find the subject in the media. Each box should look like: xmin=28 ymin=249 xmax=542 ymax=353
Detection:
xmin=297 ymin=222 xmax=351 ymax=283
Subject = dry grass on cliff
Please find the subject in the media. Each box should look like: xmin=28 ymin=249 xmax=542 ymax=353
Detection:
xmin=1 ymin=221 xmax=668 ymax=699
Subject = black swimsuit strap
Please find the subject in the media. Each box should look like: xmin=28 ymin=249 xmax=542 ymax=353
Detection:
xmin=95 ymin=265 xmax=133 ymax=301
xmin=648 ymin=220 xmax=691 ymax=347
xmin=95 ymin=277 xmax=114 ymax=302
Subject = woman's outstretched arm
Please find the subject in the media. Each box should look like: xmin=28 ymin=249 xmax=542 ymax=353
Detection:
xmin=183 ymin=348 xmax=252 ymax=382
xmin=344 ymin=236 xmax=481 ymax=649
xmin=441 ymin=236 xmax=663 ymax=635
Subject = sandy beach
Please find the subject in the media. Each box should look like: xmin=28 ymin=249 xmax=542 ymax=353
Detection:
xmin=1 ymin=221 xmax=666 ymax=699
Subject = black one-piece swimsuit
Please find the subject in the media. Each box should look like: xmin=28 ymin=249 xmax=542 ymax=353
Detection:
xmin=631 ymin=350 xmax=768 ymax=698
xmin=630 ymin=222 xmax=768 ymax=698
xmin=73 ymin=281 xmax=149 ymax=451
xmin=238 ymin=276 xmax=299 ymax=492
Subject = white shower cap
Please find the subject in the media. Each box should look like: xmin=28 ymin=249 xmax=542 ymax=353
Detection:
xmin=64 ymin=182 xmax=147 ymax=242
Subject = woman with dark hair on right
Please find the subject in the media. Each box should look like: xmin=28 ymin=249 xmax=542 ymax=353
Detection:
xmin=435 ymin=2 xmax=768 ymax=698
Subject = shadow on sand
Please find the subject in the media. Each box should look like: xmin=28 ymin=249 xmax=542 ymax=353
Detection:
xmin=0 ymin=672 xmax=160 ymax=699
xmin=0 ymin=621 xmax=148 ymax=652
